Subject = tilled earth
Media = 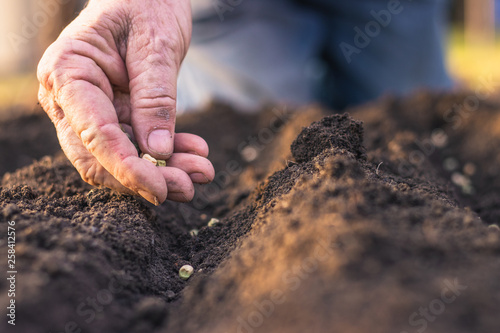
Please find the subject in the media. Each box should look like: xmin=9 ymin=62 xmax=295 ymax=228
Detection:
xmin=1 ymin=92 xmax=500 ymax=333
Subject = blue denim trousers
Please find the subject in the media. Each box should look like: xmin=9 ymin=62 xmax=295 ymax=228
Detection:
xmin=177 ymin=0 xmax=452 ymax=113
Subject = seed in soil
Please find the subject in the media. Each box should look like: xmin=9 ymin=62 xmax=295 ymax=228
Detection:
xmin=179 ymin=265 xmax=194 ymax=280
xmin=189 ymin=229 xmax=199 ymax=237
xmin=208 ymin=218 xmax=220 ymax=227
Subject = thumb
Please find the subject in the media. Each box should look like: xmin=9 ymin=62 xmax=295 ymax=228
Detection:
xmin=128 ymin=39 xmax=183 ymax=159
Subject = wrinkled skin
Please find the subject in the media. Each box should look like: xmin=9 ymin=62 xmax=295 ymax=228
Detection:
xmin=37 ymin=0 xmax=214 ymax=205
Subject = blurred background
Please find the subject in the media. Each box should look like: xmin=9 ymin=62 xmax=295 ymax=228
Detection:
xmin=0 ymin=0 xmax=84 ymax=118
xmin=0 ymin=0 xmax=499 ymax=115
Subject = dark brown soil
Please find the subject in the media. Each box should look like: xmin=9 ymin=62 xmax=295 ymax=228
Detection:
xmin=1 ymin=92 xmax=500 ymax=333
xmin=0 ymin=109 xmax=61 ymax=176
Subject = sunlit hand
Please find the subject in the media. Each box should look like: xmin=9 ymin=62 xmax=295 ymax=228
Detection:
xmin=37 ymin=0 xmax=214 ymax=205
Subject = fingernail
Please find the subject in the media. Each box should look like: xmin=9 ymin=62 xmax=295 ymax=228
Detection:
xmin=138 ymin=190 xmax=159 ymax=206
xmin=190 ymin=172 xmax=210 ymax=184
xmin=148 ymin=129 xmax=173 ymax=157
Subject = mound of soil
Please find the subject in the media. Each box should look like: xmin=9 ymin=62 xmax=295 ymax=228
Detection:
xmin=1 ymin=92 xmax=500 ymax=333
xmin=291 ymin=113 xmax=366 ymax=163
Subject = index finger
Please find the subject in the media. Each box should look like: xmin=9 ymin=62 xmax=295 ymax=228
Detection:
xmin=57 ymin=79 xmax=168 ymax=203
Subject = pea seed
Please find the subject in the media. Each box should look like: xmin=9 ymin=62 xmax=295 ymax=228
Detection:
xmin=208 ymin=218 xmax=220 ymax=227
xmin=156 ymin=160 xmax=167 ymax=167
xmin=179 ymin=265 xmax=194 ymax=280
xmin=189 ymin=229 xmax=199 ymax=237
xmin=141 ymin=153 xmax=157 ymax=165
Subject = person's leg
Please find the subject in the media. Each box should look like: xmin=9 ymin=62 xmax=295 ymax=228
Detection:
xmin=177 ymin=0 xmax=326 ymax=113
xmin=307 ymin=0 xmax=452 ymax=109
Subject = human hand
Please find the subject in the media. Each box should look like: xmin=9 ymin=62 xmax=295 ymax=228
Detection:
xmin=37 ymin=0 xmax=214 ymax=205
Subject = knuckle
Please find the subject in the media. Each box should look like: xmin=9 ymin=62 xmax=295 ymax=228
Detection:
xmin=80 ymin=123 xmax=124 ymax=159
xmin=145 ymin=49 xmax=169 ymax=65
xmin=129 ymin=34 xmax=180 ymax=72
xmin=53 ymin=64 xmax=108 ymax=99
xmin=134 ymin=95 xmax=176 ymax=115
xmin=132 ymin=91 xmax=176 ymax=124
xmin=80 ymin=123 xmax=106 ymax=154
xmin=73 ymin=156 xmax=97 ymax=186
xmin=37 ymin=40 xmax=72 ymax=91
xmin=37 ymin=43 xmax=57 ymax=85
xmin=52 ymin=69 xmax=73 ymax=98
xmin=38 ymin=38 xmax=105 ymax=95
xmin=142 ymin=32 xmax=181 ymax=61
